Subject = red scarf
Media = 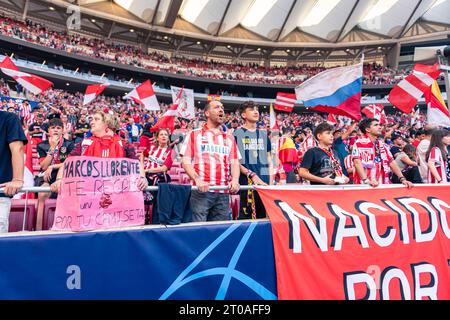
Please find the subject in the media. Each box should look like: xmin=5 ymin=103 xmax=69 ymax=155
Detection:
xmin=82 ymin=135 xmax=125 ymax=158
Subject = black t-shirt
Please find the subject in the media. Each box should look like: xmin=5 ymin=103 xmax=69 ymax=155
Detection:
xmin=36 ymin=139 xmax=75 ymax=164
xmin=36 ymin=139 xmax=75 ymax=182
xmin=390 ymin=146 xmax=401 ymax=158
xmin=300 ymin=147 xmax=339 ymax=185
xmin=28 ymin=122 xmax=45 ymax=138
xmin=0 ymin=111 xmax=28 ymax=197
xmin=75 ymin=122 xmax=90 ymax=138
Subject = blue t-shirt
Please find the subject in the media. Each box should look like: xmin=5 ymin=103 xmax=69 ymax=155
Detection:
xmin=233 ymin=127 xmax=272 ymax=185
xmin=127 ymin=124 xmax=142 ymax=137
xmin=332 ymin=136 xmax=349 ymax=176
xmin=0 ymin=111 xmax=28 ymax=197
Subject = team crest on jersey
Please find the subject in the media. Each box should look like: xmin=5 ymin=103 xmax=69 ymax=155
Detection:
xmin=60 ymin=146 xmax=66 ymax=154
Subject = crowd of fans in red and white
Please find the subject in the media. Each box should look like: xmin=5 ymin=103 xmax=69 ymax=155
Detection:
xmin=1 ymin=15 xmax=413 ymax=86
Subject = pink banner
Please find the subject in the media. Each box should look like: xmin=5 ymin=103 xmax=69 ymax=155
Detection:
xmin=53 ymin=156 xmax=145 ymax=231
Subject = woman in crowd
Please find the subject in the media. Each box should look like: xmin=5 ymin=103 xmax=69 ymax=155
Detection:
xmin=51 ymin=108 xmax=148 ymax=192
xmin=140 ymin=128 xmax=174 ymax=224
xmin=392 ymin=144 xmax=422 ymax=183
xmin=426 ymin=129 xmax=450 ymax=184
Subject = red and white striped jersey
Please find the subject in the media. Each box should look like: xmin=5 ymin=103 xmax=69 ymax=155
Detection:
xmin=352 ymin=136 xmax=393 ymax=184
xmin=20 ymin=103 xmax=31 ymax=122
xmin=297 ymin=135 xmax=317 ymax=160
xmin=180 ymin=124 xmax=239 ymax=192
xmin=428 ymin=147 xmax=447 ymax=184
xmin=344 ymin=154 xmax=354 ymax=180
xmin=144 ymin=145 xmax=173 ymax=170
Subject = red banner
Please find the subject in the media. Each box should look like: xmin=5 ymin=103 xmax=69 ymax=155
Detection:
xmin=257 ymin=185 xmax=450 ymax=300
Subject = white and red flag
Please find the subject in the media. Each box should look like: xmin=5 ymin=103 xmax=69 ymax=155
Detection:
xmin=270 ymin=103 xmax=279 ymax=130
xmin=83 ymin=83 xmax=110 ymax=105
xmin=327 ymin=113 xmax=337 ymax=125
xmin=150 ymin=87 xmax=184 ymax=133
xmin=388 ymin=64 xmax=441 ymax=114
xmin=124 ymin=80 xmax=160 ymax=111
xmin=274 ymin=92 xmax=296 ymax=112
xmin=0 ymin=56 xmax=53 ymax=94
xmin=361 ymin=104 xmax=387 ymax=124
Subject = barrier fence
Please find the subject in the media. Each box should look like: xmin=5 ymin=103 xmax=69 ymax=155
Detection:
xmin=0 ymin=184 xmax=425 ymax=233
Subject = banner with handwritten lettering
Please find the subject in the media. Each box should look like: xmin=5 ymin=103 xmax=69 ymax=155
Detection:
xmin=53 ymin=156 xmax=145 ymax=231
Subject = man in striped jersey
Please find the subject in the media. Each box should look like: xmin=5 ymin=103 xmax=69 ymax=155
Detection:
xmin=180 ymin=101 xmax=240 ymax=222
xmin=352 ymin=118 xmax=413 ymax=188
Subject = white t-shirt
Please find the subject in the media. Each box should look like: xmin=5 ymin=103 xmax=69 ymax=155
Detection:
xmin=416 ymin=139 xmax=430 ymax=183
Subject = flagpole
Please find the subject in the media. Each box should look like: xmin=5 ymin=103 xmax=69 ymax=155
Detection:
xmin=437 ymin=54 xmax=450 ymax=111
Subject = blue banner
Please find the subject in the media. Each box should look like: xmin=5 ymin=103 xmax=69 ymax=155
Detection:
xmin=0 ymin=95 xmax=39 ymax=109
xmin=0 ymin=221 xmax=277 ymax=300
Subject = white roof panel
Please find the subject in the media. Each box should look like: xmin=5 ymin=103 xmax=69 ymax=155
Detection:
xmin=242 ymin=0 xmax=296 ymax=40
xmin=423 ymin=0 xmax=450 ymax=25
xmin=358 ymin=0 xmax=420 ymax=37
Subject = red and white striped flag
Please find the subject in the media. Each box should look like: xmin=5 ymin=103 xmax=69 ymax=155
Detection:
xmin=270 ymin=103 xmax=279 ymax=130
xmin=361 ymin=104 xmax=387 ymax=124
xmin=0 ymin=56 xmax=53 ymax=95
xmin=124 ymin=80 xmax=160 ymax=111
xmin=274 ymin=92 xmax=296 ymax=112
xmin=83 ymin=83 xmax=110 ymax=105
xmin=388 ymin=64 xmax=441 ymax=114
xmin=14 ymin=133 xmax=35 ymax=199
xmin=150 ymin=87 xmax=184 ymax=133
xmin=327 ymin=113 xmax=337 ymax=125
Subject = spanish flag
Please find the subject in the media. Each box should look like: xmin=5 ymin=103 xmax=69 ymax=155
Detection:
xmin=425 ymin=81 xmax=450 ymax=127
xmin=207 ymin=94 xmax=221 ymax=102
xmin=278 ymin=136 xmax=298 ymax=163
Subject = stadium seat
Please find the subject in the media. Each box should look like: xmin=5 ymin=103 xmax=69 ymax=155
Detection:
xmin=42 ymin=199 xmax=57 ymax=231
xmin=8 ymin=199 xmax=37 ymax=232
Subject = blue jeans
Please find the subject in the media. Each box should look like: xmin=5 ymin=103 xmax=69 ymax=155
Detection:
xmin=190 ymin=190 xmax=231 ymax=222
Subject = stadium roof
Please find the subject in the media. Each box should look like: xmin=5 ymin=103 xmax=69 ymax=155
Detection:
xmin=1 ymin=0 xmax=450 ymax=62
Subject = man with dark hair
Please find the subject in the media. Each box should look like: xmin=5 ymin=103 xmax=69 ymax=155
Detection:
xmin=299 ymin=122 xmax=349 ymax=185
xmin=352 ymin=118 xmax=413 ymax=188
xmin=74 ymin=114 xmax=90 ymax=143
xmin=390 ymin=132 xmax=404 ymax=158
xmin=28 ymin=113 xmax=46 ymax=145
xmin=0 ymin=110 xmax=27 ymax=233
xmin=180 ymin=100 xmax=240 ymax=222
xmin=36 ymin=118 xmax=75 ymax=229
xmin=233 ymin=101 xmax=273 ymax=219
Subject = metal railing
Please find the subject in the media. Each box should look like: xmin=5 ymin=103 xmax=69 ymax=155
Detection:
xmin=1 ymin=183 xmax=443 ymax=233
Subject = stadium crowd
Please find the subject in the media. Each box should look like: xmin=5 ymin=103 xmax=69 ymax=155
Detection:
xmin=1 ymin=75 xmax=449 ymax=233
xmin=0 ymin=15 xmax=412 ymax=86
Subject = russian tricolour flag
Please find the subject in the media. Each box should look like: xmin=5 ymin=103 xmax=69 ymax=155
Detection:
xmin=295 ymin=62 xmax=362 ymax=120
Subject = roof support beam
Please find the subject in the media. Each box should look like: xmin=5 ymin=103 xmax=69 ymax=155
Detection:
xmin=275 ymin=0 xmax=297 ymax=41
xmin=151 ymin=0 xmax=161 ymax=25
xmin=335 ymin=0 xmax=360 ymax=42
xmin=22 ymin=0 xmax=29 ymax=21
xmin=163 ymin=0 xmax=183 ymax=28
xmin=397 ymin=0 xmax=423 ymax=38
xmin=107 ymin=21 xmax=116 ymax=39
xmin=215 ymin=0 xmax=232 ymax=36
